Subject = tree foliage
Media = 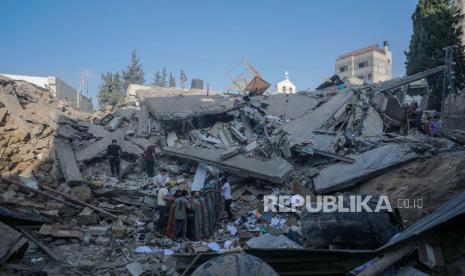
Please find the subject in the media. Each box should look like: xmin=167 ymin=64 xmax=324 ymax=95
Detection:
xmin=152 ymin=70 xmax=162 ymax=86
xmin=122 ymin=49 xmax=145 ymax=91
xmin=405 ymin=0 xmax=464 ymax=108
xmin=152 ymin=67 xmax=170 ymax=87
xmin=161 ymin=67 xmax=168 ymax=87
xmin=169 ymin=72 xmax=176 ymax=87
xmin=97 ymin=72 xmax=124 ymax=110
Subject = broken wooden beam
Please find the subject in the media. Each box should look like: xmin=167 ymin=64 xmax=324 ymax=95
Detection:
xmin=41 ymin=185 xmax=135 ymax=226
xmin=0 ymin=221 xmax=28 ymax=264
xmin=313 ymin=149 xmax=355 ymax=164
xmin=17 ymin=228 xmax=60 ymax=261
xmin=1 ymin=177 xmax=83 ymax=210
xmin=296 ymin=147 xmax=355 ymax=164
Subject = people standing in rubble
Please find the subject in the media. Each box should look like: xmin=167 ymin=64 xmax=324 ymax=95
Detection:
xmin=107 ymin=140 xmax=121 ymax=177
xmin=157 ymin=182 xmax=170 ymax=232
xmin=144 ymin=145 xmax=156 ymax=177
xmin=174 ymin=190 xmax=190 ymax=240
xmin=153 ymin=168 xmax=169 ymax=189
xmin=220 ymin=177 xmax=234 ymax=221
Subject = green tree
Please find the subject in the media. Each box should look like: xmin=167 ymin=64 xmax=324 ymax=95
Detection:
xmin=97 ymin=72 xmax=124 ymax=110
xmin=122 ymin=49 xmax=145 ymax=91
xmin=160 ymin=67 xmax=168 ymax=87
xmin=405 ymin=0 xmax=464 ymax=108
xmin=169 ymin=72 xmax=176 ymax=87
xmin=152 ymin=70 xmax=162 ymax=86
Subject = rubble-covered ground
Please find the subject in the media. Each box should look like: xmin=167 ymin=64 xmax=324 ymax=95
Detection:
xmin=1 ymin=77 xmax=465 ymax=275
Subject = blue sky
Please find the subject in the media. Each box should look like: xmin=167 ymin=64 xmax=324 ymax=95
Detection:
xmin=0 ymin=0 xmax=418 ymax=107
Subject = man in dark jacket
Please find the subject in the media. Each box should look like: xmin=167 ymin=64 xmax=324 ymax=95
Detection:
xmin=107 ymin=140 xmax=121 ymax=177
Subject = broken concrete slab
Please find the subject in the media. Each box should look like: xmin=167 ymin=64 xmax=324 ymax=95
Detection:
xmin=120 ymin=140 xmax=144 ymax=156
xmin=0 ymin=221 xmax=28 ymax=264
xmin=167 ymin=131 xmax=179 ymax=147
xmin=78 ymin=121 xmax=110 ymax=138
xmin=78 ymin=207 xmax=98 ymax=225
xmin=313 ymin=144 xmax=418 ymax=194
xmin=163 ymin=145 xmax=293 ymax=183
xmin=220 ymin=146 xmax=242 ymax=160
xmin=76 ymin=138 xmax=109 ymax=162
xmin=108 ymin=116 xmax=123 ymax=131
xmin=362 ymin=107 xmax=384 ymax=136
xmin=207 ymin=121 xmax=224 ymax=137
xmin=55 ymin=140 xmax=84 ymax=184
xmin=136 ymin=103 xmax=150 ymax=137
xmin=284 ymin=90 xmax=354 ymax=148
xmin=246 ymin=233 xmax=303 ymax=249
xmin=192 ymin=163 xmax=208 ymax=191
xmin=141 ymin=92 xmax=234 ymax=122
xmin=39 ymin=223 xmax=84 ymax=240
xmin=126 ymin=262 xmax=145 ymax=276
xmin=70 ymin=185 xmax=92 ymax=202
xmin=250 ymin=92 xmax=320 ymax=120
xmin=219 ymin=127 xmax=234 ymax=146
xmin=76 ymin=132 xmax=143 ymax=162
xmin=244 ymin=140 xmax=257 ymax=153
xmin=120 ymin=159 xmax=135 ymax=178
xmin=230 ymin=127 xmax=247 ymax=143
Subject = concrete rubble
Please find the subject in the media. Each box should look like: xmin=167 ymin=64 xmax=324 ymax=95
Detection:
xmin=1 ymin=72 xmax=465 ymax=275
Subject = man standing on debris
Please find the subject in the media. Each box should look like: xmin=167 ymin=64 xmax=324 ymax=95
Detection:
xmin=157 ymin=181 xmax=170 ymax=232
xmin=144 ymin=145 xmax=156 ymax=177
xmin=220 ymin=177 xmax=234 ymax=221
xmin=174 ymin=190 xmax=190 ymax=239
xmin=107 ymin=140 xmax=121 ymax=177
xmin=153 ymin=168 xmax=169 ymax=189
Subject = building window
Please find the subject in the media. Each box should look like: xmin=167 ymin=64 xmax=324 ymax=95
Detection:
xmin=357 ymin=76 xmax=364 ymax=80
xmin=368 ymin=74 xmax=372 ymax=80
xmin=358 ymin=61 xmax=368 ymax=68
xmin=289 ymin=87 xmax=293 ymax=93
xmin=339 ymin=65 xmax=348 ymax=72
xmin=282 ymin=86 xmax=287 ymax=93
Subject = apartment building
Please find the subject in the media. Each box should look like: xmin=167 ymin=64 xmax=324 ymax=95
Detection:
xmin=335 ymin=41 xmax=392 ymax=84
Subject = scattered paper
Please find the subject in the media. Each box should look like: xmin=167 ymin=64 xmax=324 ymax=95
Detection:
xmin=227 ymin=224 xmax=237 ymax=236
xmin=207 ymin=242 xmax=221 ymax=252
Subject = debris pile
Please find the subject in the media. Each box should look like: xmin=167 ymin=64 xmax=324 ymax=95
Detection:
xmin=1 ymin=72 xmax=465 ymax=275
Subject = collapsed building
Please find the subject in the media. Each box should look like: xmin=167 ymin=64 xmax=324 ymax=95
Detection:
xmin=0 ymin=65 xmax=465 ymax=275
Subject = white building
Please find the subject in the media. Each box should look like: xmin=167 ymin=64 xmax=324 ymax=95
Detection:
xmin=336 ymin=41 xmax=392 ymax=84
xmin=275 ymin=71 xmax=296 ymax=94
xmin=0 ymin=73 xmax=93 ymax=112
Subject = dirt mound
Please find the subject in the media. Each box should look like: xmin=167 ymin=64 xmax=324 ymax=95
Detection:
xmin=353 ymin=152 xmax=465 ymax=225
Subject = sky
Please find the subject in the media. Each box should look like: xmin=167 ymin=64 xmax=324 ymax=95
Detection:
xmin=0 ymin=0 xmax=418 ymax=107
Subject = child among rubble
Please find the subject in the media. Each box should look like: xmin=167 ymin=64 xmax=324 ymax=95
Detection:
xmin=153 ymin=168 xmax=169 ymax=189
xmin=219 ymin=176 xmax=234 ymax=221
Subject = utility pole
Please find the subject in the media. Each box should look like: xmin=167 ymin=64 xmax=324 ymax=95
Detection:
xmin=441 ymin=45 xmax=458 ymax=134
